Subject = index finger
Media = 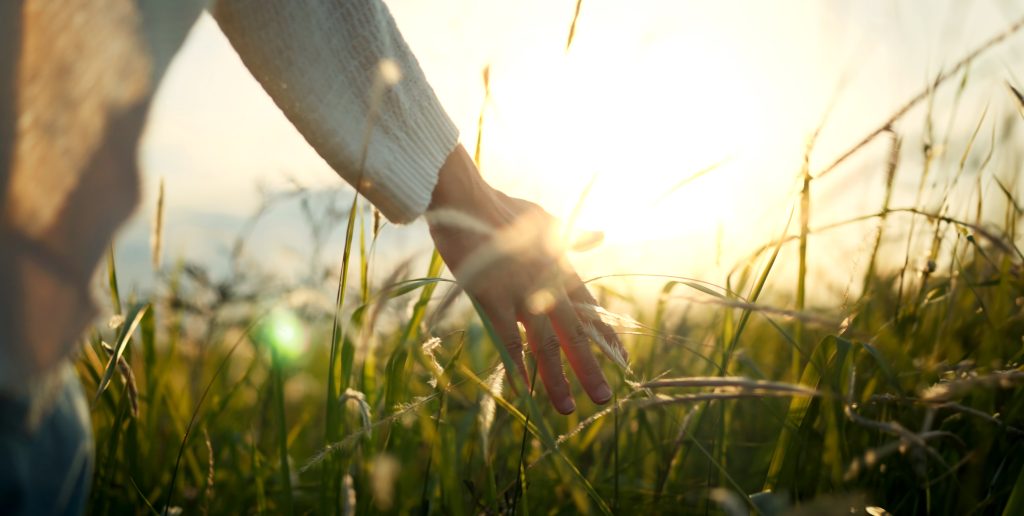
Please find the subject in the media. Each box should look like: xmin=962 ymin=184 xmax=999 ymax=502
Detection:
xmin=563 ymin=272 xmax=629 ymax=364
xmin=478 ymin=298 xmax=528 ymax=385
xmin=548 ymin=291 xmax=612 ymax=405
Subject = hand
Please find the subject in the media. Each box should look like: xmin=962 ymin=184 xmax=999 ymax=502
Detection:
xmin=426 ymin=145 xmax=627 ymax=414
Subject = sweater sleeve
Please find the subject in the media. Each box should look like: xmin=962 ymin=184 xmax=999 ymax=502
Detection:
xmin=211 ymin=0 xmax=459 ymax=224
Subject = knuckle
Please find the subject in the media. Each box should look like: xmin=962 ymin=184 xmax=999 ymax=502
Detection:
xmin=504 ymin=341 xmax=524 ymax=357
xmin=500 ymin=331 xmax=523 ymax=351
xmin=540 ymin=333 xmax=561 ymax=354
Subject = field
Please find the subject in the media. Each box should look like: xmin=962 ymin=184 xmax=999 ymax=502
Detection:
xmin=78 ymin=13 xmax=1024 ymax=516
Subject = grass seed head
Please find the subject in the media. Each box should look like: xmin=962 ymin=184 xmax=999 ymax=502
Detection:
xmin=478 ymin=363 xmax=505 ymax=463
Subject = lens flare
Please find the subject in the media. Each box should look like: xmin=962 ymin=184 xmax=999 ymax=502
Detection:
xmin=258 ymin=308 xmax=307 ymax=358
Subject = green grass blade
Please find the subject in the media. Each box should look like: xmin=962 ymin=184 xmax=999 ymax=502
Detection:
xmin=270 ymin=345 xmax=295 ymax=515
xmin=95 ymin=303 xmax=148 ymax=401
xmin=383 ymin=249 xmax=443 ymax=410
xmin=723 ymin=207 xmax=795 ymax=369
xmin=107 ymin=243 xmax=122 ymax=315
xmin=1003 ymin=462 xmax=1024 ymax=516
xmin=322 ymin=194 xmax=362 ymax=514
xmin=763 ymin=336 xmax=852 ymax=491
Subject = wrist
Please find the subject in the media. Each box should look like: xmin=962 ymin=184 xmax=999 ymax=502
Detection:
xmin=428 ymin=145 xmax=501 ymax=226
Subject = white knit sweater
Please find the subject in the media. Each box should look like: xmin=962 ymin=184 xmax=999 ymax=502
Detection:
xmin=0 ymin=0 xmax=458 ymax=403
xmin=214 ymin=0 xmax=459 ymax=223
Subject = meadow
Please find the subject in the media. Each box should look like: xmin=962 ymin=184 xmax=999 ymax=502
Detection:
xmin=78 ymin=13 xmax=1024 ymax=516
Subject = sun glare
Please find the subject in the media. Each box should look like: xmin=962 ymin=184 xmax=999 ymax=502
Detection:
xmin=149 ymin=3 xmax=886 ymax=279
xmin=475 ymin=4 xmax=785 ymax=248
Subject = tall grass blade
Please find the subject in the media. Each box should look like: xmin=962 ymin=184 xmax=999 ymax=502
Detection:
xmin=107 ymin=244 xmax=122 ymax=315
xmin=474 ymin=66 xmax=490 ymax=166
xmin=763 ymin=336 xmax=852 ymax=491
xmin=322 ymin=193 xmax=361 ymax=514
xmin=815 ymin=13 xmax=1024 ymax=180
xmin=861 ymin=130 xmax=901 ymax=296
xmin=383 ymin=249 xmax=443 ymax=410
xmin=565 ymin=0 xmax=584 ymax=51
xmin=151 ymin=177 xmax=164 ymax=271
xmin=163 ymin=314 xmax=268 ymax=514
xmin=1007 ymin=81 xmax=1024 ymax=119
xmin=270 ymin=345 xmax=294 ymax=515
xmin=653 ymin=159 xmax=728 ymax=205
xmin=1000 ymin=464 xmax=1024 ymax=515
xmin=724 ymin=206 xmax=795 ymax=367
xmin=796 ymin=136 xmax=815 ymax=380
xmin=95 ymin=303 xmax=148 ymax=401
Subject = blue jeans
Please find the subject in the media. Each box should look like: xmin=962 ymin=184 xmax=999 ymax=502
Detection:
xmin=0 ymin=364 xmax=92 ymax=515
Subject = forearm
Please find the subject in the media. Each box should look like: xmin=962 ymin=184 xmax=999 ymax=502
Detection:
xmin=212 ymin=0 xmax=458 ymax=223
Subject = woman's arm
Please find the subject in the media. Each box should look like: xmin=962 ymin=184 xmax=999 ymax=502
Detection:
xmin=212 ymin=0 xmax=458 ymax=224
xmin=213 ymin=0 xmax=626 ymax=412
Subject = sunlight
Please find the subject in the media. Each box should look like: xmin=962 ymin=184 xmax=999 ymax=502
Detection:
xmin=141 ymin=1 xmax=1022 ymax=284
xmin=84 ymin=3 xmax=1024 ymax=510
xmin=475 ymin=3 xmax=783 ymax=247
xmin=143 ymin=3 xmax=838 ymax=280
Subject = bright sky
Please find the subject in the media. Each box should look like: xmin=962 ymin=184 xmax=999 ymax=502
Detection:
xmin=125 ymin=0 xmax=1024 ymax=298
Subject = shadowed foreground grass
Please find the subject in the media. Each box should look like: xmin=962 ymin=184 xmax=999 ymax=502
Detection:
xmin=77 ymin=29 xmax=1024 ymax=516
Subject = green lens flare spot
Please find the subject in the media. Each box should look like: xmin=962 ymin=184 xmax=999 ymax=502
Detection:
xmin=259 ymin=308 xmax=307 ymax=358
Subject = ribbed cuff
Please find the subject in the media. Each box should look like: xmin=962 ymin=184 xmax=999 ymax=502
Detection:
xmin=363 ymin=85 xmax=459 ymax=224
xmin=213 ymin=0 xmax=460 ymax=225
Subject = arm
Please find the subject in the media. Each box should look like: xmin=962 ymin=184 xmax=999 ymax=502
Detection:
xmin=213 ymin=0 xmax=626 ymax=413
xmin=212 ymin=0 xmax=457 ymax=223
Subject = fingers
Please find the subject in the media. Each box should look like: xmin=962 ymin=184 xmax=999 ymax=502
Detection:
xmin=521 ymin=314 xmax=575 ymax=414
xmin=479 ymin=300 xmax=527 ymax=385
xmin=548 ymin=291 xmax=613 ymax=405
xmin=563 ymin=272 xmax=629 ymax=364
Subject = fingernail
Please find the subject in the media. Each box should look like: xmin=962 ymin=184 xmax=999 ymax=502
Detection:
xmin=594 ymin=384 xmax=613 ymax=404
xmin=557 ymin=398 xmax=576 ymax=414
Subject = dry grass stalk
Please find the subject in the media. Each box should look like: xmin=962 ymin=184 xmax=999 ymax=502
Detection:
xmin=815 ymin=13 xmax=1024 ymax=180
xmin=642 ymin=376 xmax=819 ymax=396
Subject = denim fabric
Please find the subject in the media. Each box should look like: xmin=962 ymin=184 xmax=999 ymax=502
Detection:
xmin=0 ymin=364 xmax=92 ymax=516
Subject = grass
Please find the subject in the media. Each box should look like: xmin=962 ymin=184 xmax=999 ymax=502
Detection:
xmin=75 ymin=13 xmax=1024 ymax=516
